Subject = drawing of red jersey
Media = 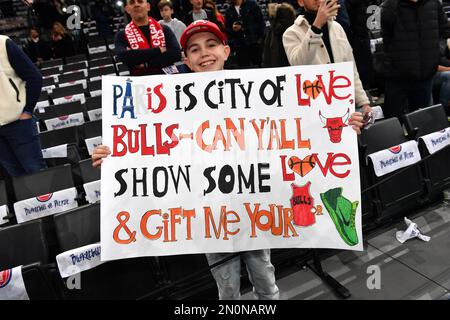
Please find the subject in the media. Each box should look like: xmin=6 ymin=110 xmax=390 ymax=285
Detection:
xmin=290 ymin=182 xmax=316 ymax=227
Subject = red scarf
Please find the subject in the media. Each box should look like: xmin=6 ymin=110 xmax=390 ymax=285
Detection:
xmin=125 ymin=17 xmax=166 ymax=50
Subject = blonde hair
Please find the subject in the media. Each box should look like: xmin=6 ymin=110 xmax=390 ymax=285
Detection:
xmin=52 ymin=22 xmax=68 ymax=36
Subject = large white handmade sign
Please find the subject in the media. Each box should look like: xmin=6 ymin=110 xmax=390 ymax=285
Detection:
xmin=101 ymin=62 xmax=363 ymax=261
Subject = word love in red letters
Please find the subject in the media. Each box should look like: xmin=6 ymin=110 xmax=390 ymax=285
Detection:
xmin=296 ymin=70 xmax=351 ymax=107
xmin=280 ymin=152 xmax=352 ymax=180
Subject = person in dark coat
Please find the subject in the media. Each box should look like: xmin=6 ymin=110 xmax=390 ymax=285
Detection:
xmin=51 ymin=22 xmax=76 ymax=59
xmin=345 ymin=0 xmax=375 ymax=90
xmin=381 ymin=0 xmax=450 ymax=118
xmin=225 ymin=0 xmax=265 ymax=68
xmin=25 ymin=27 xmax=52 ymax=64
xmin=262 ymin=2 xmax=296 ymax=68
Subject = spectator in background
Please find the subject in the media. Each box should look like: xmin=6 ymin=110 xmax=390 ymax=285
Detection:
xmin=204 ymin=0 xmax=226 ymax=30
xmin=92 ymin=0 xmax=114 ymax=39
xmin=283 ymin=0 xmax=372 ymax=120
xmin=225 ymin=0 xmax=265 ymax=68
xmin=184 ymin=0 xmax=222 ymax=29
xmin=345 ymin=0 xmax=374 ymax=90
xmin=381 ymin=0 xmax=450 ymax=119
xmin=432 ymin=39 xmax=450 ymax=112
xmin=158 ymin=0 xmax=187 ymax=44
xmin=262 ymin=2 xmax=296 ymax=68
xmin=51 ymin=22 xmax=76 ymax=59
xmin=0 ymin=35 xmax=46 ymax=177
xmin=115 ymin=0 xmax=181 ymax=76
xmin=25 ymin=27 xmax=52 ymax=64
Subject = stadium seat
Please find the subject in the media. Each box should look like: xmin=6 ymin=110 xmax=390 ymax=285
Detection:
xmin=89 ymin=65 xmax=116 ymax=81
xmin=53 ymin=204 xmax=160 ymax=300
xmin=39 ymin=128 xmax=84 ymax=183
xmin=40 ymin=59 xmax=63 ymax=70
xmin=88 ymin=79 xmax=102 ymax=97
xmin=58 ymin=71 xmax=87 ymax=90
xmin=89 ymin=57 xmax=114 ymax=69
xmin=85 ymin=96 xmax=102 ymax=121
xmin=79 ymin=159 xmax=100 ymax=185
xmin=41 ymin=77 xmax=57 ymax=94
xmin=65 ymin=54 xmax=88 ymax=65
xmin=116 ymin=63 xmax=130 ymax=76
xmin=0 ymin=180 xmax=10 ymax=226
xmin=12 ymin=164 xmax=75 ymax=202
xmin=359 ymin=118 xmax=425 ymax=222
xmin=37 ymin=91 xmax=51 ymax=109
xmin=0 ymin=219 xmax=49 ymax=269
xmin=62 ymin=62 xmax=88 ymax=76
xmin=83 ymin=119 xmax=102 ymax=140
xmin=40 ymin=67 xmax=61 ymax=78
xmin=35 ymin=101 xmax=87 ymax=132
xmin=89 ymin=51 xmax=112 ymax=61
xmin=51 ymin=84 xmax=85 ymax=105
xmin=21 ymin=263 xmax=60 ymax=300
xmin=402 ymin=104 xmax=450 ymax=195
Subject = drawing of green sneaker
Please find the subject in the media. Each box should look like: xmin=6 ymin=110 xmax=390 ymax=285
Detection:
xmin=320 ymin=187 xmax=359 ymax=246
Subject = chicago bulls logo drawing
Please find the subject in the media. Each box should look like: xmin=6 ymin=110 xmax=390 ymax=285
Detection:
xmin=319 ymin=109 xmax=350 ymax=143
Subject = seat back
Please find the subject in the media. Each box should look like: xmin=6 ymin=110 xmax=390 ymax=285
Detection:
xmin=54 ymin=203 xmax=100 ymax=252
xmin=79 ymin=159 xmax=100 ymax=184
xmin=402 ymin=104 xmax=448 ymax=138
xmin=0 ymin=220 xmax=49 ymax=269
xmin=12 ymin=165 xmax=74 ymax=202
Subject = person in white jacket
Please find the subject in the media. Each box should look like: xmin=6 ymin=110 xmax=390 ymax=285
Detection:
xmin=283 ymin=0 xmax=372 ymax=117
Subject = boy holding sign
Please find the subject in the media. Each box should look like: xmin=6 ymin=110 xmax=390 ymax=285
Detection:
xmin=93 ymin=20 xmax=366 ymax=300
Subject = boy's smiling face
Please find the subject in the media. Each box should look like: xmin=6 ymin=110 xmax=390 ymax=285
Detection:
xmin=184 ymin=32 xmax=230 ymax=73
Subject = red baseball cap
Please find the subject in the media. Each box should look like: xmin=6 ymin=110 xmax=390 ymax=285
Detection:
xmin=180 ymin=20 xmax=227 ymax=52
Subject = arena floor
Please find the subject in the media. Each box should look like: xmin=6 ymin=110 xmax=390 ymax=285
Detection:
xmin=242 ymin=200 xmax=450 ymax=300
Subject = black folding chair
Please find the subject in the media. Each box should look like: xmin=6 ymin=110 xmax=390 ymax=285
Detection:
xmin=51 ymin=84 xmax=85 ymax=105
xmin=359 ymin=118 xmax=425 ymax=222
xmin=402 ymin=104 xmax=450 ymax=195
xmin=40 ymin=59 xmax=63 ymax=70
xmin=53 ymin=204 xmax=160 ymax=300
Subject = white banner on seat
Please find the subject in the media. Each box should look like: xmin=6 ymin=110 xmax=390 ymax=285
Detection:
xmin=90 ymin=89 xmax=102 ymax=97
xmin=36 ymin=100 xmax=50 ymax=109
xmin=56 ymin=243 xmax=103 ymax=278
xmin=44 ymin=112 xmax=85 ymax=131
xmin=84 ymin=180 xmax=100 ymax=204
xmin=59 ymin=79 xmax=87 ymax=90
xmin=85 ymin=136 xmax=102 ymax=155
xmin=0 ymin=204 xmax=9 ymax=225
xmin=87 ymin=108 xmax=102 ymax=121
xmin=14 ymin=187 xmax=78 ymax=224
xmin=41 ymin=144 xmax=68 ymax=159
xmin=42 ymin=85 xmax=56 ymax=93
xmin=0 ymin=266 xmax=29 ymax=300
xmin=53 ymin=94 xmax=86 ymax=105
xmin=419 ymin=127 xmax=450 ymax=155
xmin=368 ymin=140 xmax=421 ymax=177
xmin=89 ymin=46 xmax=107 ymax=54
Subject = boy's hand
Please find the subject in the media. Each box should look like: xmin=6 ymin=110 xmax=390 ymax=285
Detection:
xmin=313 ymin=0 xmax=340 ymax=29
xmin=349 ymin=112 xmax=364 ymax=135
xmin=92 ymin=145 xmax=111 ymax=168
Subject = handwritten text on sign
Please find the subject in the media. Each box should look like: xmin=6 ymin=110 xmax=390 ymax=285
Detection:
xmin=101 ymin=63 xmax=362 ymax=261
